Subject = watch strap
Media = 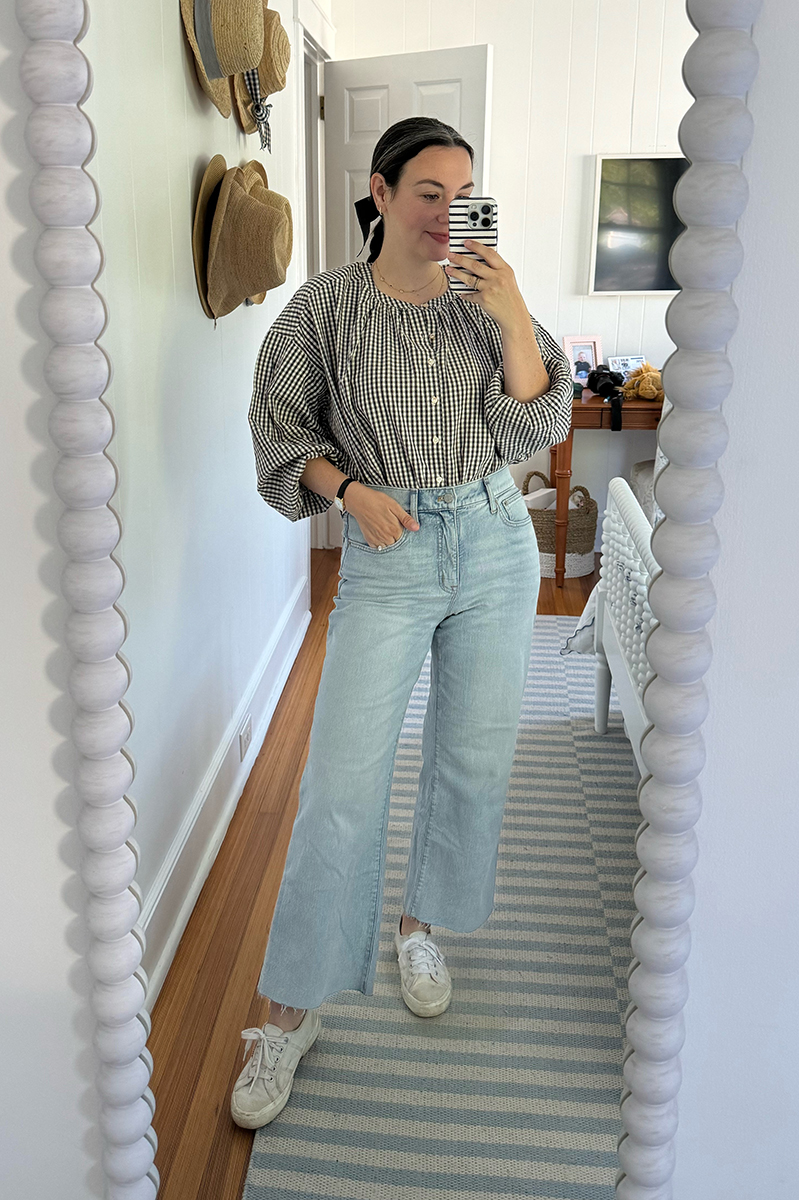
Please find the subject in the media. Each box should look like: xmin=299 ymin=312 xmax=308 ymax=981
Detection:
xmin=336 ymin=476 xmax=357 ymax=508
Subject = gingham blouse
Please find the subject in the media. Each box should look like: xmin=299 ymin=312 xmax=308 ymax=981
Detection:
xmin=248 ymin=259 xmax=573 ymax=521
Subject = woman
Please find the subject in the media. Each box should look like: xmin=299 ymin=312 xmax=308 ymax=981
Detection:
xmin=231 ymin=117 xmax=573 ymax=1129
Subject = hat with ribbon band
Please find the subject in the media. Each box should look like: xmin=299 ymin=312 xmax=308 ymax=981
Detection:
xmin=233 ymin=2 xmax=291 ymax=150
xmin=180 ymin=0 xmax=264 ymax=118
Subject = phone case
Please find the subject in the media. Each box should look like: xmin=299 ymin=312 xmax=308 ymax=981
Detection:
xmin=447 ymin=196 xmax=499 ymax=292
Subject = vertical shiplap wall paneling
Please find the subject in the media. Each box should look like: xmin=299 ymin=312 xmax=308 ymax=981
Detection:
xmin=331 ymin=0 xmax=695 ymax=537
xmin=473 ymin=0 xmax=534 ymax=278
xmin=524 ymin=0 xmax=574 ymax=336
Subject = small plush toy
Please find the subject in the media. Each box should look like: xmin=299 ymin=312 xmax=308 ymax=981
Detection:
xmin=622 ymin=361 xmax=664 ymax=403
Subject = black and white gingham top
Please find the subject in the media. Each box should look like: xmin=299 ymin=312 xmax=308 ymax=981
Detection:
xmin=248 ymin=260 xmax=573 ymax=521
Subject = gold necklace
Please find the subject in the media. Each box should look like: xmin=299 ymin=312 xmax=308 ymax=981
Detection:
xmin=374 ymin=260 xmax=445 ymax=296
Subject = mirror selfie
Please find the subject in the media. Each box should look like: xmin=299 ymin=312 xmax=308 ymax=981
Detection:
xmin=12 ymin=0 xmax=783 ymax=1198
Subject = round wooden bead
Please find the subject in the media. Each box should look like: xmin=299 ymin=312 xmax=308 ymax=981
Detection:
xmin=65 ymin=608 xmax=126 ymax=663
xmin=91 ymin=974 xmax=148 ymax=1026
xmin=44 ymin=342 xmax=109 ymax=400
xmin=85 ymin=889 xmax=141 ymax=941
xmin=34 ymin=226 xmax=100 ymax=286
xmin=650 ymin=519 xmax=720 ymax=577
xmin=53 ymin=451 xmax=117 ymax=508
xmin=94 ymin=1015 xmax=149 ymax=1066
xmin=658 ymin=408 xmax=729 ymax=467
xmin=69 ymin=656 xmax=129 ymax=711
xmin=61 ymin=557 xmax=124 ymax=611
xmin=102 ymin=1135 xmax=156 ymax=1185
xmin=20 ymin=39 xmax=89 ymax=105
xmin=647 ymin=573 xmax=716 ymax=632
xmin=72 ymin=704 xmax=132 ymax=758
xmin=78 ymin=797 xmax=136 ymax=852
xmin=674 ymin=161 xmax=749 ymax=228
xmin=100 ymin=1096 xmax=155 ymax=1147
xmin=81 ymin=842 xmax=138 ymax=898
xmin=39 ymin=284 xmax=106 ymax=344
xmin=683 ymin=29 xmax=759 ymax=97
xmin=96 ymin=1053 xmax=153 ymax=1107
xmin=669 ymin=226 xmax=743 ymax=290
xmin=679 ymin=95 xmax=754 ymax=162
xmin=29 ymin=165 xmax=98 ymax=226
xmin=25 ymin=103 xmax=93 ymax=166
xmin=654 ymin=464 xmax=724 ymax=524
xmin=57 ymin=505 xmax=120 ymax=559
xmin=662 ymin=348 xmax=733 ymax=410
xmin=666 ymin=288 xmax=739 ymax=351
xmin=49 ymin=399 xmax=112 ymax=455
xmin=74 ymin=750 xmax=134 ymax=805
xmin=16 ymin=0 xmax=87 ymax=41
xmin=617 ymin=1133 xmax=677 ymax=1188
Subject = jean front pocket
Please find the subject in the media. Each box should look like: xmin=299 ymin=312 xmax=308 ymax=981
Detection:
xmin=343 ymin=512 xmax=410 ymax=553
xmin=496 ymin=487 xmax=532 ymax=528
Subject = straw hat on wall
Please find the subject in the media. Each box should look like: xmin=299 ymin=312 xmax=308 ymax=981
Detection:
xmin=233 ymin=2 xmax=291 ymax=143
xmin=192 ymin=155 xmax=293 ymax=319
xmin=180 ymin=0 xmax=264 ymax=118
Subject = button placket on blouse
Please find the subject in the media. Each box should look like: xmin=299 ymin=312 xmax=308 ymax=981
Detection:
xmin=425 ymin=314 xmax=445 ymax=487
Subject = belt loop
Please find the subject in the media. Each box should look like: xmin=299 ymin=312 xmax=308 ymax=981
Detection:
xmin=484 ymin=474 xmax=497 ymax=513
xmin=410 ymin=490 xmax=418 ymax=521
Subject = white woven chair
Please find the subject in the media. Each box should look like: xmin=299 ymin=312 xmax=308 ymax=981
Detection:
xmin=594 ymin=477 xmax=660 ymax=777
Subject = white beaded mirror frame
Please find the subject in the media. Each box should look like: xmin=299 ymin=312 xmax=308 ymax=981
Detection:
xmin=14 ymin=0 xmax=760 ymax=1196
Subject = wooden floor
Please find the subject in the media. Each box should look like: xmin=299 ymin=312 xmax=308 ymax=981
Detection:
xmin=148 ymin=548 xmax=599 ymax=1199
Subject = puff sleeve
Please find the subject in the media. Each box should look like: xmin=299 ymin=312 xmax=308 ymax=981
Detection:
xmin=482 ymin=315 xmax=574 ymax=462
xmin=248 ymin=290 xmax=345 ymax=522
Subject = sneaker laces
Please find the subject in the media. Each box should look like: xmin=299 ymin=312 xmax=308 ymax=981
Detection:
xmin=239 ymin=1027 xmax=288 ymax=1093
xmin=405 ymin=935 xmax=446 ymax=978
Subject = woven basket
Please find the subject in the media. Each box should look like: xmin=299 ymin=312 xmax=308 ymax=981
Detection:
xmin=522 ymin=470 xmax=598 ymax=578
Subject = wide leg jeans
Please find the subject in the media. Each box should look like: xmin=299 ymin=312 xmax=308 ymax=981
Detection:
xmin=258 ymin=466 xmax=540 ymax=1010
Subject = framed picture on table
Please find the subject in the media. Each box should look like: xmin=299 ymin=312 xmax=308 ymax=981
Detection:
xmin=563 ymin=335 xmax=603 ymax=386
xmin=608 ymin=354 xmax=646 ymax=380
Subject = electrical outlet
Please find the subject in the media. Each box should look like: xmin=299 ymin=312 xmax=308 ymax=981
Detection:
xmin=239 ymin=714 xmax=253 ymax=761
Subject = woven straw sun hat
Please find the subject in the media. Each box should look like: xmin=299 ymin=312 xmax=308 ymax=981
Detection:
xmin=192 ymin=154 xmax=228 ymax=318
xmin=180 ymin=0 xmax=264 ymax=118
xmin=240 ymin=161 xmax=293 ymax=304
xmin=233 ymin=3 xmax=291 ymax=134
xmin=206 ymin=166 xmax=293 ymax=318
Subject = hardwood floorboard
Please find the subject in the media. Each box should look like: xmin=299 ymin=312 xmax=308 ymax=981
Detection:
xmin=148 ymin=543 xmax=598 ymax=1197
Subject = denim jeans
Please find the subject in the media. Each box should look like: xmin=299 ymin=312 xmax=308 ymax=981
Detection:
xmin=258 ymin=465 xmax=540 ymax=1010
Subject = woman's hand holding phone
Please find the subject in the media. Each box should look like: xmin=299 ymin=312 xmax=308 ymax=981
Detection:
xmin=446 ymin=240 xmax=530 ymax=334
xmin=343 ymin=483 xmax=419 ymax=548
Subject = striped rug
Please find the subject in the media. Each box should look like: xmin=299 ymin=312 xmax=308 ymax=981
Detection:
xmin=244 ymin=615 xmax=641 ymax=1200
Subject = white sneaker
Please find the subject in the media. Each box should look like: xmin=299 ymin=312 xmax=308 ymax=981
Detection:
xmin=394 ymin=920 xmax=452 ymax=1017
xmin=230 ymin=1008 xmax=321 ymax=1129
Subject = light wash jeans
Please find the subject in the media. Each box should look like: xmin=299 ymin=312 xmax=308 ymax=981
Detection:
xmin=258 ymin=465 xmax=540 ymax=1010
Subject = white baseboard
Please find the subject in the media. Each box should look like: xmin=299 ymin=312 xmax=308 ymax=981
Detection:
xmin=139 ymin=575 xmax=311 ymax=1011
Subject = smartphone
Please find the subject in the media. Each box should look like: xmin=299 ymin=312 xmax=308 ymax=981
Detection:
xmin=447 ymin=196 xmax=499 ymax=292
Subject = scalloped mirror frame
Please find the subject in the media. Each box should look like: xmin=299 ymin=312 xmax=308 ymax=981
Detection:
xmin=14 ymin=0 xmax=760 ymax=1196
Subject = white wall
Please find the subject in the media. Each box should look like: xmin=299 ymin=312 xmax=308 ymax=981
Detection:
xmin=0 ymin=1 xmax=320 ymax=1194
xmin=672 ymin=4 xmax=799 ymax=1195
xmin=330 ymin=0 xmax=696 ymax=541
xmin=78 ymin=0 xmax=313 ymax=992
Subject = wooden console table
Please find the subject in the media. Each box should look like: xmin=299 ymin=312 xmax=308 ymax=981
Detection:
xmin=548 ymin=392 xmax=663 ymax=588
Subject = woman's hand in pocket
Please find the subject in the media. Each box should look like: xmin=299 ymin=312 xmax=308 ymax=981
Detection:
xmin=343 ymin=483 xmax=419 ymax=548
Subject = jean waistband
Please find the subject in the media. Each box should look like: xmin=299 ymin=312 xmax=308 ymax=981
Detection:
xmin=361 ymin=465 xmax=516 ymax=515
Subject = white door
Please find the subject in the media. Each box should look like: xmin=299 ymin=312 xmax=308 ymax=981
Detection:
xmin=324 ymin=45 xmax=493 ymax=268
xmin=310 ymin=45 xmax=493 ymax=550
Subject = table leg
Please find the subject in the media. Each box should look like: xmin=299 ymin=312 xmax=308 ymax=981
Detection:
xmin=554 ymin=429 xmax=573 ymax=588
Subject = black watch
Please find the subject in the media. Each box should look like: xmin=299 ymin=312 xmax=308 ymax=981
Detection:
xmin=334 ymin=476 xmax=357 ymax=513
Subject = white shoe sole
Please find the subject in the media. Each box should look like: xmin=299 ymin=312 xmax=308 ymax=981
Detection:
xmin=400 ymin=982 xmax=452 ymax=1018
xmin=230 ymin=1017 xmax=321 ymax=1129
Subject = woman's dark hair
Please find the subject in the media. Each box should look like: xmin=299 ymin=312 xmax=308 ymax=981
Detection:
xmin=354 ymin=117 xmax=475 ymax=262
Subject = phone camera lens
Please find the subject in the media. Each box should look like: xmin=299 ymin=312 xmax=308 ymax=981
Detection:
xmin=481 ymin=217 xmax=491 ymax=227
xmin=481 ymin=205 xmax=491 ymax=215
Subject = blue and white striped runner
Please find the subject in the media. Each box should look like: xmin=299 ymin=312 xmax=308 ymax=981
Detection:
xmin=244 ymin=615 xmax=639 ymax=1199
